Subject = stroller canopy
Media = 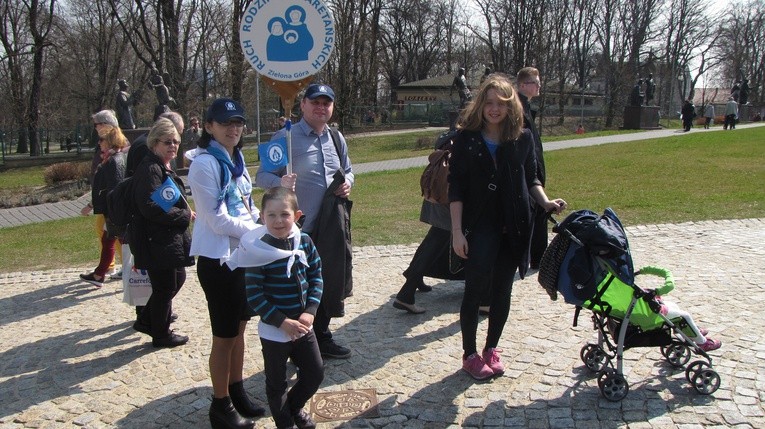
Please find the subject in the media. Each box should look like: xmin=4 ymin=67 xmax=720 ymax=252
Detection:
xmin=539 ymin=208 xmax=635 ymax=305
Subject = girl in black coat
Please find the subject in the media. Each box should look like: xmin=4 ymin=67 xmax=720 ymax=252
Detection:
xmin=448 ymin=74 xmax=567 ymax=380
xmin=131 ymin=118 xmax=194 ymax=348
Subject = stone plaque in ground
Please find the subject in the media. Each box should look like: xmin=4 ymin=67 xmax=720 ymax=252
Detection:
xmin=310 ymin=388 xmax=379 ymax=423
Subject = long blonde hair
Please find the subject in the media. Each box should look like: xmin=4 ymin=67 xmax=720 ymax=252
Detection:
xmin=457 ymin=73 xmax=524 ymax=143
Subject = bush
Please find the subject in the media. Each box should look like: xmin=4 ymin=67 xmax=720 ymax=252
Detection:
xmin=416 ymin=136 xmax=434 ymax=149
xmin=44 ymin=161 xmax=90 ymax=185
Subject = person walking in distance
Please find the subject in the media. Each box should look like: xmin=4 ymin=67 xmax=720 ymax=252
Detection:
xmin=257 ymin=83 xmax=355 ymax=360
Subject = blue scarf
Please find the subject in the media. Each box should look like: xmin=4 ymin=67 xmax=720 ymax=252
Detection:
xmin=206 ymin=142 xmax=250 ymax=213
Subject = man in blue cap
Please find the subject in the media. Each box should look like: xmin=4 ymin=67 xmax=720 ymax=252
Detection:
xmin=257 ymin=83 xmax=355 ymax=360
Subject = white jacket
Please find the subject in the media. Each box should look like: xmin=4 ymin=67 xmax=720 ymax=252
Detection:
xmin=188 ymin=144 xmax=259 ymax=260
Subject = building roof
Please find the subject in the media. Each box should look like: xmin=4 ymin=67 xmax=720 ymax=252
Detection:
xmin=694 ymin=87 xmax=732 ymax=105
xmin=398 ymin=74 xmax=482 ymax=89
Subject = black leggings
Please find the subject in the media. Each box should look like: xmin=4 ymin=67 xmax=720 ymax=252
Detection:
xmin=460 ymin=228 xmax=519 ymax=357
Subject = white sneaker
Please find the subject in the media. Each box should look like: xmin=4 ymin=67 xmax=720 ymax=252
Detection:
xmin=109 ymin=269 xmax=122 ymax=280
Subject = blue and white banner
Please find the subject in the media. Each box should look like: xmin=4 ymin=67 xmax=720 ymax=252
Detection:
xmin=259 ymin=137 xmax=289 ymax=171
xmin=239 ymin=1 xmax=335 ymax=81
xmin=150 ymin=177 xmax=181 ymax=213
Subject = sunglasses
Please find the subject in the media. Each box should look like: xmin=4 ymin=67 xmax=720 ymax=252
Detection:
xmin=161 ymin=139 xmax=181 ymax=146
xmin=219 ymin=119 xmax=245 ymax=128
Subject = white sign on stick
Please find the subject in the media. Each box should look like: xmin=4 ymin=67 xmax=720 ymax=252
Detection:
xmin=240 ymin=1 xmax=335 ymax=81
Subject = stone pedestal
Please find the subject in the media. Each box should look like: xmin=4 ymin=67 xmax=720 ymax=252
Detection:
xmin=447 ymin=110 xmax=459 ymax=131
xmin=739 ymin=104 xmax=752 ymax=123
xmin=123 ymin=128 xmax=149 ymax=144
xmin=622 ymin=105 xmax=661 ymax=130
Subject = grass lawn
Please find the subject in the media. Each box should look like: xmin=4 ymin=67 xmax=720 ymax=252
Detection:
xmin=0 ymin=126 xmax=762 ymax=273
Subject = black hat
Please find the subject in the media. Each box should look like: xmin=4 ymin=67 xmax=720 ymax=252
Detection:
xmin=304 ymin=84 xmax=335 ymax=101
xmin=206 ymin=98 xmax=246 ymax=123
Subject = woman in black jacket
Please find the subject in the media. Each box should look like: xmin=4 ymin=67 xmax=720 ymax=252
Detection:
xmin=131 ymin=118 xmax=194 ymax=348
xmin=79 ymin=125 xmax=128 ymax=288
xmin=448 ymin=74 xmax=566 ymax=380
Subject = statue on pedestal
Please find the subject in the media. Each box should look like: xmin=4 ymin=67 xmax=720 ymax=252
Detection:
xmin=629 ymin=79 xmax=644 ymax=106
xmin=115 ymin=79 xmax=139 ymax=129
xmin=644 ymin=73 xmax=655 ymax=105
xmin=451 ymin=67 xmax=472 ymax=109
xmin=739 ymin=79 xmax=749 ymax=105
xmin=148 ymin=67 xmax=176 ymax=120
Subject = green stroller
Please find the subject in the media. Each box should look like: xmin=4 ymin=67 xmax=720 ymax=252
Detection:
xmin=538 ymin=208 xmax=721 ymax=401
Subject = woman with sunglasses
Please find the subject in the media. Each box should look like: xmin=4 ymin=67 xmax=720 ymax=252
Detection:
xmin=130 ymin=118 xmax=194 ymax=348
xmin=188 ymin=98 xmax=265 ymax=429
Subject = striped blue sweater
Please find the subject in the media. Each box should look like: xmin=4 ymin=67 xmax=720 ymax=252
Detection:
xmin=244 ymin=233 xmax=323 ymax=328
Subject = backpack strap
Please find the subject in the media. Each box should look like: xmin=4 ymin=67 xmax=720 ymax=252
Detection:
xmin=327 ymin=126 xmax=347 ymax=170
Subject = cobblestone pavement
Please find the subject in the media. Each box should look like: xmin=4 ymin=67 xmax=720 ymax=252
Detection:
xmin=1 ymin=218 xmax=763 ymax=428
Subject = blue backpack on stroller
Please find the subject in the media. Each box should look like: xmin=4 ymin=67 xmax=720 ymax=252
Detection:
xmin=538 ymin=208 xmax=721 ymax=401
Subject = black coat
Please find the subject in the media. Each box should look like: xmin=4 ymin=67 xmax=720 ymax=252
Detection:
xmin=520 ymin=93 xmax=546 ymax=186
xmin=129 ymin=151 xmax=194 ymax=270
xmin=309 ymin=169 xmax=353 ymax=318
xmin=91 ymin=152 xmax=126 ymax=215
xmin=447 ymin=129 xmax=541 ymax=278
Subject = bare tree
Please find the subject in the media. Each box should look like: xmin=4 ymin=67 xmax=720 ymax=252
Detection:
xmin=0 ymin=1 xmax=30 ymax=150
xmin=109 ymin=0 xmax=199 ymax=116
xmin=716 ymin=0 xmax=765 ymax=105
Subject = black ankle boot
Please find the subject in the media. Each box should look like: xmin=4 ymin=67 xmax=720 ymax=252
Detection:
xmin=229 ymin=380 xmax=266 ymax=417
xmin=209 ymin=396 xmax=255 ymax=429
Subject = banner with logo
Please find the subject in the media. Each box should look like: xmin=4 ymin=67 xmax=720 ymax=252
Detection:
xmin=240 ymin=2 xmax=335 ymax=82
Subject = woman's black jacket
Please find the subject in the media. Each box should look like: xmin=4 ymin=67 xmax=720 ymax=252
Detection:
xmin=447 ymin=129 xmax=541 ymax=277
xmin=129 ymin=151 xmax=194 ymax=270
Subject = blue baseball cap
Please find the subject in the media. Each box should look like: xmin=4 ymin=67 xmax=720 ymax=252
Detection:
xmin=304 ymin=84 xmax=335 ymax=101
xmin=206 ymin=98 xmax=246 ymax=123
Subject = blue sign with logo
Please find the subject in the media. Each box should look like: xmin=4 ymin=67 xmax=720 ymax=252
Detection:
xmin=259 ymin=137 xmax=289 ymax=171
xmin=240 ymin=0 xmax=335 ymax=81
xmin=151 ymin=176 xmax=181 ymax=213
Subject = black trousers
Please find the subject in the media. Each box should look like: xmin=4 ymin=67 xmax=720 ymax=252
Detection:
xmin=261 ymin=332 xmax=324 ymax=428
xmin=724 ymin=114 xmax=736 ymax=129
xmin=397 ymin=226 xmax=464 ymax=303
xmin=141 ymin=267 xmax=186 ymax=338
xmin=529 ymin=206 xmax=549 ymax=266
xmin=460 ymin=226 xmax=519 ymax=356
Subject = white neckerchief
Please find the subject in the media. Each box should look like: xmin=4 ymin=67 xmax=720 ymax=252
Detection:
xmin=224 ymin=224 xmax=307 ymax=274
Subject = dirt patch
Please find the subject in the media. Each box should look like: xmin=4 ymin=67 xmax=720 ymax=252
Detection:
xmin=0 ymin=180 xmax=89 ymax=208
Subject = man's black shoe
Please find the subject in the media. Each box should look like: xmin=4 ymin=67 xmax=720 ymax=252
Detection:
xmin=152 ymin=332 xmax=189 ymax=348
xmin=170 ymin=312 xmax=178 ymax=323
xmin=319 ymin=340 xmax=351 ymax=359
xmin=291 ymin=409 xmax=316 ymax=429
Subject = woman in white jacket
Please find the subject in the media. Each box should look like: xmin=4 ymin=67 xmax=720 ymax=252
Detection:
xmin=188 ymin=98 xmax=264 ymax=429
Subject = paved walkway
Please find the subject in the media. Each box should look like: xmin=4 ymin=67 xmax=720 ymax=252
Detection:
xmin=1 ymin=123 xmax=763 ymax=229
xmin=0 ymin=218 xmax=763 ymax=428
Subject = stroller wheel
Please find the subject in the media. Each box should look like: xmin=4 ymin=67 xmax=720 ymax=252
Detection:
xmin=580 ymin=344 xmax=598 ymax=364
xmin=691 ymin=368 xmax=721 ymax=395
xmin=662 ymin=341 xmax=691 ymax=367
xmin=685 ymin=360 xmax=711 ymax=383
xmin=599 ymin=371 xmax=629 ymax=401
xmin=583 ymin=347 xmax=610 ymax=373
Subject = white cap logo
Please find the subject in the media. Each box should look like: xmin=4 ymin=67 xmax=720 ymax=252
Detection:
xmin=319 ymin=85 xmax=327 ymax=93
xmin=225 ymin=102 xmax=236 ymax=111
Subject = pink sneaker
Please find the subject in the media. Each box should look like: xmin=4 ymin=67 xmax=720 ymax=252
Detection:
xmin=482 ymin=348 xmax=504 ymax=376
xmin=698 ymin=338 xmax=721 ymax=352
xmin=462 ymin=353 xmax=494 ymax=380
xmin=699 ymin=328 xmax=709 ymax=336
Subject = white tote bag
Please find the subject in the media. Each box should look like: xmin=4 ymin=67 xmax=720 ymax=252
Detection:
xmin=121 ymin=244 xmax=153 ymax=306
